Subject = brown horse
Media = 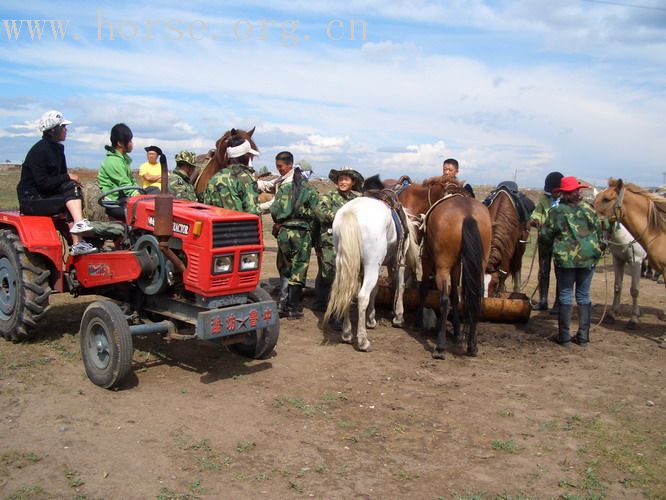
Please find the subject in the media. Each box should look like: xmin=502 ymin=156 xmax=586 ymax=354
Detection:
xmin=399 ymin=176 xmax=492 ymax=359
xmin=484 ymin=189 xmax=529 ymax=297
xmin=193 ymin=127 xmax=257 ymax=194
xmin=594 ymin=179 xmax=666 ymax=321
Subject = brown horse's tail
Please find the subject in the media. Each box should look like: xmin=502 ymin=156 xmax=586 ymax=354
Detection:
xmin=324 ymin=209 xmax=361 ymax=323
xmin=461 ymin=216 xmax=484 ymax=326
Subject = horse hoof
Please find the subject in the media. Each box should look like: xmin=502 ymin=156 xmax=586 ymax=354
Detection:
xmin=392 ymin=319 xmax=404 ymax=328
xmin=626 ymin=320 xmax=639 ymax=330
xmin=467 ymin=348 xmax=478 ymax=357
xmin=366 ymin=320 xmax=377 ymax=330
xmin=357 ymin=340 xmax=371 ymax=352
xmin=341 ymin=335 xmax=353 ymax=344
xmin=432 ymin=350 xmax=445 ymax=360
xmin=603 ymin=315 xmax=616 ymax=324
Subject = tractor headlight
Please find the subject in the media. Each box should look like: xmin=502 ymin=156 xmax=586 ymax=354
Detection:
xmin=239 ymin=252 xmax=259 ymax=271
xmin=212 ymin=254 xmax=233 ymax=274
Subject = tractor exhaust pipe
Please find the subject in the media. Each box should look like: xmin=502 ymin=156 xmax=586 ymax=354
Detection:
xmin=153 ymin=153 xmax=186 ymax=273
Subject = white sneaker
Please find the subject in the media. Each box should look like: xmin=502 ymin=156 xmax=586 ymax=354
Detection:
xmin=71 ymin=241 xmax=97 ymax=256
xmin=70 ymin=219 xmax=94 ymax=235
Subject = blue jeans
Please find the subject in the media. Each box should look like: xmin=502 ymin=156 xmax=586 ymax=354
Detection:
xmin=556 ymin=267 xmax=595 ymax=306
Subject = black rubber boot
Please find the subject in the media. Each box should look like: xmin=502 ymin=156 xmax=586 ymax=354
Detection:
xmin=550 ymin=281 xmax=561 ymax=316
xmin=277 ymin=277 xmax=289 ymax=316
xmin=552 ymin=304 xmax=573 ymax=346
xmin=286 ymin=285 xmax=304 ymax=320
xmin=573 ymin=303 xmax=591 ymax=346
xmin=312 ymin=281 xmax=331 ymax=312
xmin=532 ymin=273 xmax=549 ymax=311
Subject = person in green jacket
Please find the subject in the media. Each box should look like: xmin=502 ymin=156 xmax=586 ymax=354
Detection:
xmin=97 ymin=123 xmax=138 ymax=216
xmin=312 ymin=167 xmax=364 ymax=311
xmin=202 ymin=134 xmax=261 ymax=215
xmin=270 ymin=151 xmax=319 ymax=319
xmin=528 ymin=171 xmax=564 ymax=312
xmin=540 ymin=176 xmax=603 ymax=347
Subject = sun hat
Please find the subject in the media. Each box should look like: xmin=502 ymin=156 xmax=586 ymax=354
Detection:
xmin=329 ymin=167 xmax=364 ymax=189
xmin=553 ymin=176 xmax=591 ymax=193
xmin=39 ymin=110 xmax=72 ymax=132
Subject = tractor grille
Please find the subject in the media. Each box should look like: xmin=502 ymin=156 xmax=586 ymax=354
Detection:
xmin=212 ymin=220 xmax=260 ymax=248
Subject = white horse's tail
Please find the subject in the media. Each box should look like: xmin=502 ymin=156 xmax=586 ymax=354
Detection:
xmin=404 ymin=210 xmax=422 ymax=279
xmin=324 ymin=210 xmax=362 ymax=323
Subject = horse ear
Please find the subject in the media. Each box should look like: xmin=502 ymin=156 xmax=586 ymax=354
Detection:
xmin=248 ymin=126 xmax=255 ymax=137
xmin=617 ymin=178 xmax=624 ymax=190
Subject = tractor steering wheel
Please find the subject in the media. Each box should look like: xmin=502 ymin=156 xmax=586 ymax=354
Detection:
xmin=97 ymin=186 xmax=148 ymax=210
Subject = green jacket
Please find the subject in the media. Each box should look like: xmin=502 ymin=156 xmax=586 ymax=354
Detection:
xmin=540 ymin=200 xmax=603 ymax=268
xmin=168 ymin=168 xmax=197 ymax=202
xmin=315 ymin=189 xmax=359 ymax=244
xmin=202 ymin=164 xmax=261 ymax=215
xmin=270 ymin=176 xmax=319 ymax=230
xmin=98 ymin=149 xmax=135 ymax=201
xmin=530 ymin=193 xmax=559 ymax=226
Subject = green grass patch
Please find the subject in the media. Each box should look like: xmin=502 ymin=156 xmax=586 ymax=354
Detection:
xmin=6 ymin=485 xmax=52 ymax=500
xmin=344 ymin=425 xmax=383 ymax=443
xmin=236 ymin=441 xmax=255 ymax=453
xmin=394 ymin=469 xmax=419 ymax=481
xmin=491 ymin=439 xmax=521 ymax=454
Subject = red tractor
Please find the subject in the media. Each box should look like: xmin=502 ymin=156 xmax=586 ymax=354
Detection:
xmin=0 ymin=167 xmax=279 ymax=389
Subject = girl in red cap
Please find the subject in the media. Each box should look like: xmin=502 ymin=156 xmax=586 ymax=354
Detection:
xmin=540 ymin=176 xmax=603 ymax=346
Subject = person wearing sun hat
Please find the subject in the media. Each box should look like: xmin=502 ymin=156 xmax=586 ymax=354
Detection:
xmin=167 ymin=150 xmax=198 ymax=201
xmin=17 ymin=110 xmax=96 ymax=255
xmin=203 ymin=131 xmax=261 ymax=215
xmin=540 ymin=176 xmax=603 ymax=347
xmin=138 ymin=145 xmax=164 ymax=194
xmin=312 ymin=167 xmax=365 ymax=312
xmin=529 ymin=171 xmax=564 ymax=312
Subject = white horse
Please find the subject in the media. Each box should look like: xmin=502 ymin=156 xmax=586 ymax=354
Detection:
xmin=324 ymin=197 xmax=419 ymax=351
xmin=606 ymin=222 xmax=648 ymax=328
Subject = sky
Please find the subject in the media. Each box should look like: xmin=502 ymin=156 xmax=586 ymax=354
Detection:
xmin=1 ymin=0 xmax=665 ymax=188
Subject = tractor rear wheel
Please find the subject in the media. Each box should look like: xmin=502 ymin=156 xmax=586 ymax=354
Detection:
xmin=0 ymin=229 xmax=52 ymax=341
xmin=80 ymin=301 xmax=133 ymax=389
xmin=230 ymin=287 xmax=279 ymax=360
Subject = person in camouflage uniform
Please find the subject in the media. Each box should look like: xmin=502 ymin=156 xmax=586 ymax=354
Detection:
xmin=528 ymin=171 xmax=564 ymax=312
xmin=312 ymin=167 xmax=364 ymax=311
xmin=540 ymin=176 xmax=603 ymax=347
xmin=270 ymin=151 xmax=319 ymax=319
xmin=202 ymin=135 xmax=261 ymax=215
xmin=167 ymin=150 xmax=198 ymax=201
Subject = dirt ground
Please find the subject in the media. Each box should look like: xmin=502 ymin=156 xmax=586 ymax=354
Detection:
xmin=1 ymin=222 xmax=665 ymax=500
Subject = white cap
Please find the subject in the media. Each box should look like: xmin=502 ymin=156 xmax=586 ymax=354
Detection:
xmin=227 ymin=140 xmax=260 ymax=159
xmin=39 ymin=110 xmax=72 ymax=132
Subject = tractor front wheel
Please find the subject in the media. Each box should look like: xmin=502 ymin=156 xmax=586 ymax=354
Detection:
xmin=0 ymin=229 xmax=51 ymax=341
xmin=80 ymin=301 xmax=133 ymax=389
xmin=230 ymin=287 xmax=280 ymax=360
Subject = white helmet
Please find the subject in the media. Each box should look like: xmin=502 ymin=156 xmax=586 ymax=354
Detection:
xmin=38 ymin=110 xmax=72 ymax=132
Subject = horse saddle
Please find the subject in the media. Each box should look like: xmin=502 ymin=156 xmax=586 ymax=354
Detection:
xmin=483 ymin=181 xmax=535 ymax=223
xmin=363 ymin=188 xmax=409 ymax=242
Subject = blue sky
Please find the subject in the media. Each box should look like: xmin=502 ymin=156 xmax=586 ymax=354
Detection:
xmin=1 ymin=0 xmax=665 ymax=188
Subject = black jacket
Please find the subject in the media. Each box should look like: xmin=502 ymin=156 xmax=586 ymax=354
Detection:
xmin=17 ymin=138 xmax=70 ymax=199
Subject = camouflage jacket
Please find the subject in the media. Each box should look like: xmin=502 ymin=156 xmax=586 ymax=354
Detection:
xmin=202 ymin=164 xmax=261 ymax=215
xmin=270 ymin=177 xmax=319 ymax=230
xmin=168 ymin=168 xmax=197 ymax=202
xmin=315 ymin=189 xmax=359 ymax=243
xmin=540 ymin=200 xmax=602 ymax=268
xmin=530 ymin=194 xmax=560 ymax=226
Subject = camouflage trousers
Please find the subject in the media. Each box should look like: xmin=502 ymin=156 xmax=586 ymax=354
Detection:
xmin=318 ymin=239 xmax=336 ymax=284
xmin=276 ymin=226 xmax=313 ymax=287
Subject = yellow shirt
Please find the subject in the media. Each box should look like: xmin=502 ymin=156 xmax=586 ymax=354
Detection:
xmin=138 ymin=161 xmax=162 ymax=189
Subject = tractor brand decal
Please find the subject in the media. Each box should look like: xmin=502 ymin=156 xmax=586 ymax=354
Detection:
xmin=210 ymin=309 xmax=261 ymax=336
xmin=87 ymin=263 xmax=112 ymax=277
xmin=147 ymin=216 xmax=191 ymax=236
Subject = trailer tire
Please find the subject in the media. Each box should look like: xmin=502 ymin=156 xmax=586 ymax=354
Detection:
xmin=0 ymin=229 xmax=52 ymax=341
xmin=80 ymin=301 xmax=133 ymax=389
xmin=230 ymin=287 xmax=279 ymax=360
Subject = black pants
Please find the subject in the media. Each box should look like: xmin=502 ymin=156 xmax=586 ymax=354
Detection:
xmin=19 ymin=180 xmax=82 ymax=217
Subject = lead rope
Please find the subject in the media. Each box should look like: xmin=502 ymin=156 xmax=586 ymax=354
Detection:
xmin=591 ymin=251 xmax=610 ymax=331
xmin=518 ymin=232 xmax=538 ymax=292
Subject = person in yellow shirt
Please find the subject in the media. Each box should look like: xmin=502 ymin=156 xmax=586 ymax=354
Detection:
xmin=138 ymin=145 xmax=162 ymax=193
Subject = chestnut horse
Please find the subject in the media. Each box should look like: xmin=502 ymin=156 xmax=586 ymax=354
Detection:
xmin=193 ymin=127 xmax=258 ymax=194
xmin=484 ymin=188 xmax=530 ymax=297
xmin=594 ymin=178 xmax=666 ymax=319
xmin=399 ymin=177 xmax=492 ymax=359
